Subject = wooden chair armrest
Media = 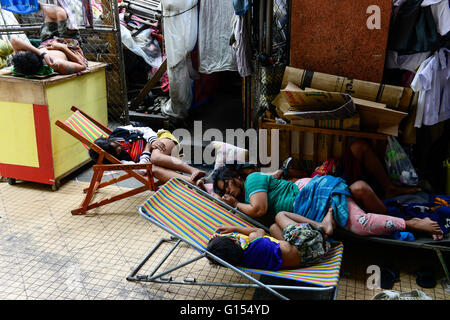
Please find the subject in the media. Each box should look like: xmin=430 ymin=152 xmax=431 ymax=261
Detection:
xmin=93 ymin=163 xmax=152 ymax=171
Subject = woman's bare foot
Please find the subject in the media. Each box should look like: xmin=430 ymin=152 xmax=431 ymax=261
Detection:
xmin=321 ymin=207 xmax=336 ymax=237
xmin=406 ymin=217 xmax=444 ymax=241
xmin=190 ymin=169 xmax=206 ymax=182
xmin=384 ymin=185 xmax=421 ymax=199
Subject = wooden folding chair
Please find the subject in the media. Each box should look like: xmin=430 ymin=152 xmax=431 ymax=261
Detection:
xmin=55 ymin=106 xmax=160 ymax=215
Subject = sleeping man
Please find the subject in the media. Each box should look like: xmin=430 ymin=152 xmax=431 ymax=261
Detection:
xmin=10 ymin=4 xmax=87 ymax=76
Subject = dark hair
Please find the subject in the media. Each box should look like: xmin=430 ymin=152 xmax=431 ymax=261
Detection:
xmin=88 ymin=137 xmax=116 ymax=164
xmin=211 ymin=165 xmax=241 ymax=196
xmin=12 ymin=51 xmax=44 ymax=75
xmin=206 ymin=236 xmax=243 ymax=266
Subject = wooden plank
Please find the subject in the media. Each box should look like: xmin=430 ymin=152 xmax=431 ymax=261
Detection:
xmin=261 ymin=120 xmax=388 ymax=140
xmin=130 ymin=59 xmax=167 ymax=109
xmin=0 ymin=78 xmax=46 ymax=105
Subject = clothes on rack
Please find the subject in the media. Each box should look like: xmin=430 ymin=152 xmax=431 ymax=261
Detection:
xmin=386 ymin=50 xmax=432 ymax=72
xmin=198 ymin=0 xmax=237 ymax=74
xmin=161 ymin=0 xmax=198 ymax=119
xmin=410 ymin=48 xmax=449 ymax=127
xmin=231 ymin=14 xmax=252 ymax=77
xmin=388 ymin=0 xmax=440 ymax=54
xmin=421 ymin=0 xmax=450 ymax=36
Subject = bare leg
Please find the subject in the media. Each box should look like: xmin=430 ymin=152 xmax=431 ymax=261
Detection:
xmin=151 ymin=138 xmax=205 ymax=181
xmin=349 ymin=139 xmax=421 ymax=199
xmin=40 ymin=4 xmax=67 ymax=22
xmin=274 ymin=209 xmax=335 ymax=238
xmin=349 ymin=180 xmax=387 ymax=214
xmin=152 ymin=165 xmax=196 ymax=184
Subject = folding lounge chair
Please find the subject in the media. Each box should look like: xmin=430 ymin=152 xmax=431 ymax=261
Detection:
xmin=127 ymin=178 xmax=344 ymax=300
xmin=55 ymin=106 xmax=160 ymax=215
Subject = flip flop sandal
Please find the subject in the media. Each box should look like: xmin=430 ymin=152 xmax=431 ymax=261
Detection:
xmin=279 ymin=157 xmax=292 ymax=179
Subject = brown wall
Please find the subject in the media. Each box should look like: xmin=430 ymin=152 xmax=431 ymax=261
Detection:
xmin=290 ymin=0 xmax=393 ymax=83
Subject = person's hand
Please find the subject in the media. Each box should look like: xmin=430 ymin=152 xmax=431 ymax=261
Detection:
xmin=222 ymin=194 xmax=238 ymax=208
xmin=43 ymin=54 xmax=59 ymax=69
xmin=45 ymin=42 xmax=67 ymax=51
xmin=151 ymin=140 xmax=166 ymax=152
xmin=215 ymin=225 xmax=236 ymax=234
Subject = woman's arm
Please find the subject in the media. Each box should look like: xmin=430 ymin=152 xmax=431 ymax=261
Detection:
xmin=222 ymin=191 xmax=268 ymax=218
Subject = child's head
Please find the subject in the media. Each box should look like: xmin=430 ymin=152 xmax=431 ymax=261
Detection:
xmin=206 ymin=236 xmax=243 ymax=266
xmin=88 ymin=137 xmax=132 ymax=163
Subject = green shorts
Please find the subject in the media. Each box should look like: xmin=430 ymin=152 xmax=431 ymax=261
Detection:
xmin=282 ymin=223 xmax=330 ymax=267
xmin=40 ymin=19 xmax=81 ymax=43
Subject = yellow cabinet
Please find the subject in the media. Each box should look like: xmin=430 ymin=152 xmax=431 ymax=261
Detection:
xmin=0 ymin=63 xmax=108 ymax=189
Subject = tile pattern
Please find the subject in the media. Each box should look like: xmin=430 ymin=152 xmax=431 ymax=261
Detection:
xmin=0 ymin=180 xmax=256 ymax=300
xmin=0 ymin=179 xmax=448 ymax=300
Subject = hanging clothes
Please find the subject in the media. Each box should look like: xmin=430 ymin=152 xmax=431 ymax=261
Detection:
xmin=160 ymin=0 xmax=198 ymax=119
xmin=198 ymin=0 xmax=237 ymax=74
xmin=57 ymin=0 xmax=81 ymax=30
xmin=421 ymin=0 xmax=450 ymax=36
xmin=82 ymin=0 xmax=93 ymax=28
xmin=385 ymin=50 xmax=432 ymax=72
xmin=1 ymin=0 xmax=39 ymax=15
xmin=233 ymin=0 xmax=251 ymax=15
xmin=411 ymin=48 xmax=450 ymax=127
xmin=231 ymin=14 xmax=252 ymax=77
xmin=388 ymin=0 xmax=440 ymax=54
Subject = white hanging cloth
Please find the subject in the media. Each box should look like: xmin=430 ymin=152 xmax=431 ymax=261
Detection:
xmin=198 ymin=0 xmax=237 ymax=74
xmin=160 ymin=0 xmax=198 ymax=119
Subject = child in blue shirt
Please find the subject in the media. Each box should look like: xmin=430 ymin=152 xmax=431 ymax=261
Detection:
xmin=206 ymin=208 xmax=335 ymax=270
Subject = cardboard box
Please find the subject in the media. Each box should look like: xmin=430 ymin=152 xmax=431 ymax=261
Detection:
xmin=300 ymin=85 xmax=407 ymax=136
xmin=272 ymin=82 xmax=357 ymax=122
xmin=281 ymin=67 xmax=416 ymax=112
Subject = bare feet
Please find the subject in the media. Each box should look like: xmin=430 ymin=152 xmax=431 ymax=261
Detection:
xmin=384 ymin=185 xmax=421 ymax=199
xmin=190 ymin=169 xmax=206 ymax=182
xmin=321 ymin=207 xmax=336 ymax=238
xmin=406 ymin=217 xmax=444 ymax=241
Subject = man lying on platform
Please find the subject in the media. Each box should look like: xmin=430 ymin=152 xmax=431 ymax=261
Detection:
xmin=10 ymin=4 xmax=87 ymax=76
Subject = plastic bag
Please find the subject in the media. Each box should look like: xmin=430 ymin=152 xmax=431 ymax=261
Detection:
xmin=385 ymin=136 xmax=418 ymax=186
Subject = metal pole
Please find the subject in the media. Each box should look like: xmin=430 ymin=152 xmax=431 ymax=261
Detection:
xmin=258 ymin=0 xmax=265 ymax=53
xmin=111 ymin=0 xmax=130 ymax=124
xmin=265 ymin=0 xmax=273 ymax=56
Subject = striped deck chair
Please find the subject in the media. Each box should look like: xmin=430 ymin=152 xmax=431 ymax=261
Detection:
xmin=55 ymin=106 xmax=159 ymax=215
xmin=127 ymin=178 xmax=344 ymax=300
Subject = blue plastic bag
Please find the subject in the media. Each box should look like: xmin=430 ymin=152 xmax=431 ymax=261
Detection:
xmin=1 ymin=0 xmax=39 ymax=15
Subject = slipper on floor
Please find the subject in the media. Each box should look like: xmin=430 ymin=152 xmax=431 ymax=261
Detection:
xmin=380 ymin=267 xmax=400 ymax=289
xmin=416 ymin=267 xmax=436 ymax=288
